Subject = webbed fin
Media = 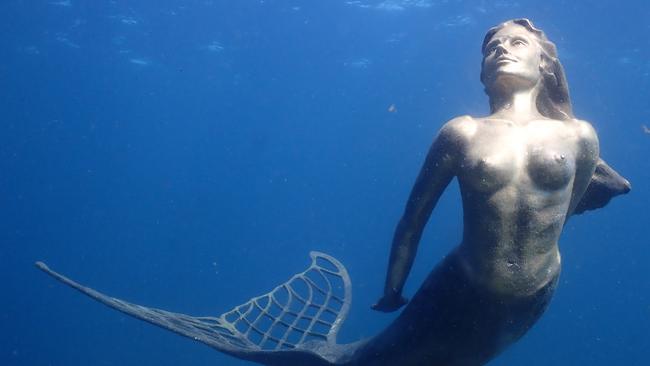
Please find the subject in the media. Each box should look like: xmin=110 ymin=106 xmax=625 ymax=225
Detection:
xmin=36 ymin=251 xmax=352 ymax=365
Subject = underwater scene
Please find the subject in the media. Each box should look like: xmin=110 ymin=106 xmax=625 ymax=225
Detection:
xmin=2 ymin=1 xmax=648 ymax=365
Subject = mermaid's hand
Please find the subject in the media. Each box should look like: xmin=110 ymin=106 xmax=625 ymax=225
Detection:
xmin=371 ymin=291 xmax=408 ymax=312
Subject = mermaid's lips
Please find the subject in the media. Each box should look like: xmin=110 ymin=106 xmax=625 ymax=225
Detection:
xmin=495 ymin=56 xmax=517 ymax=65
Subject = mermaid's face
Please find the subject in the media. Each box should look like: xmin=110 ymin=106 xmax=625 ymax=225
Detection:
xmin=481 ymin=23 xmax=543 ymax=91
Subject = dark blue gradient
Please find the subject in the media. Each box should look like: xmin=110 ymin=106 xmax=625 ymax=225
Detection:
xmin=1 ymin=1 xmax=648 ymax=365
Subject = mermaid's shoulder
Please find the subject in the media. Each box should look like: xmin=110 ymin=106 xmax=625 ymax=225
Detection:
xmin=435 ymin=115 xmax=478 ymax=149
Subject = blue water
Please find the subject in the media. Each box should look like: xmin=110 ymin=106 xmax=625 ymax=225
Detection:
xmin=2 ymin=1 xmax=648 ymax=365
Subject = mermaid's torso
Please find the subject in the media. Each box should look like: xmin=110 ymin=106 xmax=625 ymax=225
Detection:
xmin=454 ymin=116 xmax=592 ymax=297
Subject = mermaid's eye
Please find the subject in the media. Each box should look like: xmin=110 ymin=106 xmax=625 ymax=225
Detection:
xmin=512 ymin=39 xmax=527 ymax=47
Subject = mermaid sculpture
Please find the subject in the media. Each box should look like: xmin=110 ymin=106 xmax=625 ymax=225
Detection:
xmin=37 ymin=19 xmax=630 ymax=366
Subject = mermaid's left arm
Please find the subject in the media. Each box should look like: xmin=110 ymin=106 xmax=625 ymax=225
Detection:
xmin=572 ymin=158 xmax=631 ymax=215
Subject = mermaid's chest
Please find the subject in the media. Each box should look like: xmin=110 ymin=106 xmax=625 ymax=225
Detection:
xmin=461 ymin=138 xmax=575 ymax=193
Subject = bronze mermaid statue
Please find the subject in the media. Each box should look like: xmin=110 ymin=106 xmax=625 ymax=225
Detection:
xmin=37 ymin=19 xmax=631 ymax=366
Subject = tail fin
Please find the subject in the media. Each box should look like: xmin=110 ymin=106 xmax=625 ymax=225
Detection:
xmin=36 ymin=251 xmax=352 ymax=365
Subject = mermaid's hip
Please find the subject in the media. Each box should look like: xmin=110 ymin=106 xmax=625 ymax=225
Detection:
xmin=348 ymin=250 xmax=559 ymax=366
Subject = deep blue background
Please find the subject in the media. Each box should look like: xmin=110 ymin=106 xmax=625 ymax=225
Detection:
xmin=1 ymin=1 xmax=648 ymax=365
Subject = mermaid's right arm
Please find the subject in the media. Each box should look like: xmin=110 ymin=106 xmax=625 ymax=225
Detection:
xmin=373 ymin=117 xmax=467 ymax=312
